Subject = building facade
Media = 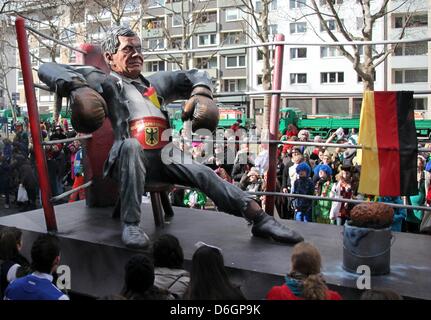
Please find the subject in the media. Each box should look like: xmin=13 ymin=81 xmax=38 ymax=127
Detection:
xmin=1 ymin=0 xmax=430 ymax=126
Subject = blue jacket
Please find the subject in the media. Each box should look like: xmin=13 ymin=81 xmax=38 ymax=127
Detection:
xmin=293 ymin=177 xmax=314 ymax=210
xmin=378 ymin=196 xmax=406 ymax=232
xmin=4 ymin=273 xmax=69 ymax=300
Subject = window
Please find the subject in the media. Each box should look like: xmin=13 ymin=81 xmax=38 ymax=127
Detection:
xmin=270 ymin=0 xmax=278 ymax=10
xmin=195 ymin=11 xmax=217 ymax=24
xmin=255 ymin=1 xmax=262 ymax=12
xmin=393 ymin=42 xmax=427 ymax=56
xmin=320 ymin=0 xmax=343 ymax=5
xmin=320 ymin=46 xmax=341 ymax=58
xmin=223 ymin=79 xmax=246 ymax=92
xmin=290 ymin=47 xmax=307 ymax=59
xmin=321 ymin=72 xmax=344 ymax=83
xmin=394 ymin=69 xmax=428 ymax=83
xmin=198 ymin=34 xmax=217 ymax=46
xmin=148 ymin=38 xmax=164 ymax=50
xmin=321 ymin=19 xmax=343 ymax=32
xmin=226 ymin=8 xmax=242 ymax=21
xmin=148 ymin=0 xmax=165 ymax=7
xmin=222 ymin=32 xmax=246 ymax=45
xmin=169 ymin=38 xmax=182 ymax=49
xmin=290 ymin=73 xmax=307 ymax=84
xmin=147 ymin=61 xmax=165 ymax=72
xmin=226 ymin=55 xmax=246 ymax=68
xmin=257 ymin=75 xmax=263 ymax=85
xmin=257 ymin=48 xmax=274 ymax=60
xmin=290 ymin=22 xmax=307 ymax=34
xmin=269 ymin=24 xmax=278 ymax=35
xmin=172 ymin=14 xmax=182 ymax=27
xmin=17 ymin=71 xmax=23 ymax=85
xmin=290 ymin=0 xmax=306 ymax=9
xmin=414 ymin=98 xmax=427 ymax=110
xmin=196 ymin=57 xmax=217 ymax=69
xmin=394 ymin=13 xmax=428 ymax=29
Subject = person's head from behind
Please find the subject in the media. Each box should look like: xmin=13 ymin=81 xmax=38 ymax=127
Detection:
xmin=189 ymin=244 xmax=239 ymax=300
xmin=0 ymin=227 xmax=23 ymax=260
xmin=360 ymin=288 xmax=403 ymax=300
xmin=290 ymin=242 xmax=328 ymax=300
xmin=31 ymin=234 xmax=60 ymax=274
xmin=153 ymin=234 xmax=184 ymax=269
xmin=102 ymin=26 xmax=143 ymax=79
xmin=123 ymin=254 xmax=154 ymax=297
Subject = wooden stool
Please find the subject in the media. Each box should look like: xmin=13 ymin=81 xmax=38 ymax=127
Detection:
xmin=112 ymin=182 xmax=174 ymax=228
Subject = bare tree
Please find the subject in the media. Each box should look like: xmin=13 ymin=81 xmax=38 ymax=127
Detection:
xmin=234 ymin=0 xmax=274 ymax=131
xmin=288 ymin=0 xmax=423 ymax=91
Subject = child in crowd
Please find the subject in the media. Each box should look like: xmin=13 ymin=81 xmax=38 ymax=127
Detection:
xmin=313 ymin=165 xmax=334 ymax=224
xmin=293 ymin=163 xmax=314 ymax=222
xmin=266 ymin=242 xmax=342 ymax=300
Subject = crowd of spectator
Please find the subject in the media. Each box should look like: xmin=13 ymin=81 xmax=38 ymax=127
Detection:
xmin=1 ymin=228 xmax=405 ymax=300
xmin=171 ymin=120 xmax=431 ymax=234
xmin=0 ymin=119 xmax=85 ymax=211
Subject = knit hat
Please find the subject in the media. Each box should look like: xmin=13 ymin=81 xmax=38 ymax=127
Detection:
xmin=296 ymin=162 xmax=311 ymax=176
xmin=318 ymin=164 xmax=332 ymax=176
xmin=298 ymin=130 xmax=310 ymax=140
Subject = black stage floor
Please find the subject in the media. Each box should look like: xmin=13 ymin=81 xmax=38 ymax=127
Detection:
xmin=0 ymin=201 xmax=430 ymax=300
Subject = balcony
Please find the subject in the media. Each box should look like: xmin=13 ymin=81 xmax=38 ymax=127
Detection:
xmin=194 ymin=22 xmax=218 ymax=34
xmin=164 ymin=1 xmax=189 ymax=13
xmin=217 ymin=0 xmax=234 ymax=8
xmin=142 ymin=28 xmax=164 ymax=38
xmin=205 ymin=68 xmax=218 ymax=78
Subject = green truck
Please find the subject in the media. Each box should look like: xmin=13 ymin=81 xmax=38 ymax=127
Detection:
xmin=279 ymin=107 xmax=431 ymax=140
xmin=170 ymin=106 xmax=431 ymax=140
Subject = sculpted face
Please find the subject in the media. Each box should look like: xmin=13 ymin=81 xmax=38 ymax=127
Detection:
xmin=105 ymin=36 xmax=144 ymax=79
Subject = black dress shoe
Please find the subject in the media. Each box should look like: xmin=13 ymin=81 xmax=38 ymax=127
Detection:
xmin=251 ymin=214 xmax=304 ymax=244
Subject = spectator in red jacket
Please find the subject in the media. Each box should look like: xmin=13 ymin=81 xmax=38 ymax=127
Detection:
xmin=266 ymin=242 xmax=342 ymax=300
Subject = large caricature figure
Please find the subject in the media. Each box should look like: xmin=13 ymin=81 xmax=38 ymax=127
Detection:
xmin=39 ymin=26 xmax=303 ymax=248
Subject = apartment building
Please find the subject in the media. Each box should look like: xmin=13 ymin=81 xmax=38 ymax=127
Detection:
xmin=8 ymin=0 xmax=253 ymax=118
xmin=3 ymin=0 xmax=430 ymax=122
xmin=248 ymin=0 xmax=430 ymax=121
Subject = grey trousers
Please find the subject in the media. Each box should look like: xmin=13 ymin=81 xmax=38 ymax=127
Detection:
xmin=115 ymin=138 xmax=254 ymax=224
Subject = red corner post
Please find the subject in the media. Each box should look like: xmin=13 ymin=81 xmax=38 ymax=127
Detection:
xmin=15 ymin=17 xmax=57 ymax=232
xmin=265 ymin=34 xmax=285 ymax=216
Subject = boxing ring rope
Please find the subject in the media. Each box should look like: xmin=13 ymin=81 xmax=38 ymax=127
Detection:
xmin=41 ymin=134 xmax=93 ymax=146
xmin=141 ymin=37 xmax=431 ymax=56
xmin=172 ymin=185 xmax=431 ymax=213
xmin=16 ymin=16 xmax=431 ymax=230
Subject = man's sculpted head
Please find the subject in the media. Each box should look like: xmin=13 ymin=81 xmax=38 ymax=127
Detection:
xmin=102 ymin=26 xmax=144 ymax=79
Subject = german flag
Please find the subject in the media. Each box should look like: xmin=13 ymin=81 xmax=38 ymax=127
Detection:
xmin=358 ymin=91 xmax=418 ymax=196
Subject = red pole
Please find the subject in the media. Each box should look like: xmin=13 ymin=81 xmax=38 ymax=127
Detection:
xmin=265 ymin=34 xmax=285 ymax=216
xmin=15 ymin=17 xmax=57 ymax=232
